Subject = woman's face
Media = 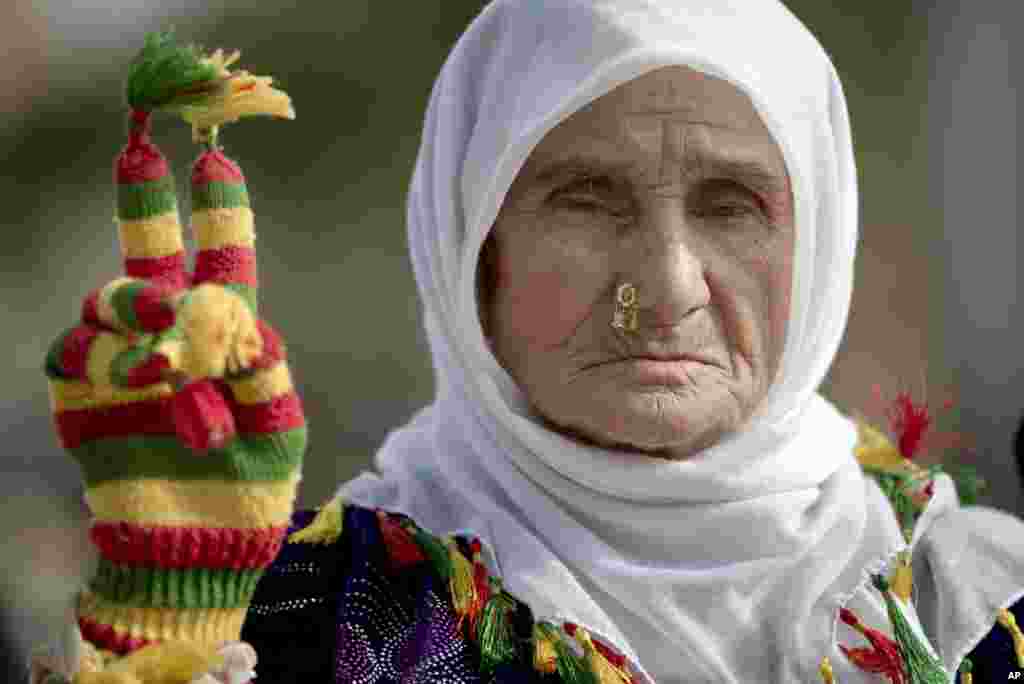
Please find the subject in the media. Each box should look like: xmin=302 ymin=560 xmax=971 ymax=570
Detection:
xmin=481 ymin=65 xmax=795 ymax=460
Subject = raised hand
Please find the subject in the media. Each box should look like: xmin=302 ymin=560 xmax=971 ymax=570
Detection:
xmin=43 ymin=103 xmax=305 ymax=660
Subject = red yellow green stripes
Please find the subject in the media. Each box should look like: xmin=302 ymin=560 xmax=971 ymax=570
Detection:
xmin=83 ymin=277 xmax=176 ymax=334
xmin=90 ymin=558 xmax=264 ymax=609
xmin=90 ymin=521 xmax=287 ymax=568
xmin=190 ymin=148 xmax=258 ymax=303
xmin=115 ymin=112 xmax=188 ymax=290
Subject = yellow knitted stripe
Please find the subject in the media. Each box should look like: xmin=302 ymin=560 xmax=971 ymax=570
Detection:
xmin=48 ymin=378 xmax=173 ymax=413
xmin=79 ymin=592 xmax=246 ymax=645
xmin=191 ymin=207 xmax=255 ymax=250
xmin=117 ymin=213 xmax=185 ymax=259
xmin=86 ymin=475 xmax=300 ymax=528
xmin=226 ymin=361 xmax=293 ymax=405
xmin=85 ymin=332 xmax=135 ymax=395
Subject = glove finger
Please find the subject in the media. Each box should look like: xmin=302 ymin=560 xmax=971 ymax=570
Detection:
xmin=190 ymin=147 xmax=258 ymax=313
xmin=221 ymin=321 xmax=306 ymax=467
xmin=115 ymin=114 xmax=189 ymax=291
xmin=82 ymin=277 xmax=178 ymax=334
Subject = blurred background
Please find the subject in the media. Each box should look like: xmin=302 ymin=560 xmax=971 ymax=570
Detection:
xmin=1 ymin=0 xmax=1019 ymax=678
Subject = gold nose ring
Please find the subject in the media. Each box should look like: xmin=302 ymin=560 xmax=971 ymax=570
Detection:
xmin=612 ymin=282 xmax=639 ymax=333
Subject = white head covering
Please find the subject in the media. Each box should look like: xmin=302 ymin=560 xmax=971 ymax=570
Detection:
xmin=339 ymin=1 xmax=1024 ymax=682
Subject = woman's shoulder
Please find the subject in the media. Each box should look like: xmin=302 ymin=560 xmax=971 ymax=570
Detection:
xmin=243 ymin=500 xmax=636 ymax=684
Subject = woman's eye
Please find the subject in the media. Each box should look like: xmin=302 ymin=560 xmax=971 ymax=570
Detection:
xmin=550 ymin=177 xmax=629 ymax=216
xmin=692 ymin=180 xmax=764 ymax=222
xmin=702 ymin=202 xmax=756 ymax=218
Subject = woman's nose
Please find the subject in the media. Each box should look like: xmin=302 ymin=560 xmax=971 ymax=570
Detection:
xmin=622 ymin=196 xmax=710 ymax=329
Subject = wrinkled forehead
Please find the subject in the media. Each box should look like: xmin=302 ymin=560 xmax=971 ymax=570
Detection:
xmin=516 ymin=66 xmax=788 ymax=188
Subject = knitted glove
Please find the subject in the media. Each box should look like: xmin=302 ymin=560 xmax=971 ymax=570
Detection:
xmin=43 ymin=80 xmax=302 ymax=665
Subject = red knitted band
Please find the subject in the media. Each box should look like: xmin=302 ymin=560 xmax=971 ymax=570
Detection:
xmin=60 ymin=325 xmax=101 ymax=379
xmin=192 ymin=148 xmax=245 ymax=185
xmin=55 ymin=390 xmax=304 ymax=449
xmin=192 ymin=246 xmax=258 ymax=288
xmin=90 ymin=521 xmax=288 ymax=569
xmin=125 ymin=253 xmax=189 ymax=290
xmin=78 ymin=615 xmax=151 ymax=655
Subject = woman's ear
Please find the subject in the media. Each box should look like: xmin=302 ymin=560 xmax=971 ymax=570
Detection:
xmin=477 ymin=232 xmax=499 ymax=342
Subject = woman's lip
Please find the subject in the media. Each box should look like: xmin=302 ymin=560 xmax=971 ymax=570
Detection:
xmin=598 ymin=356 xmax=715 ymax=385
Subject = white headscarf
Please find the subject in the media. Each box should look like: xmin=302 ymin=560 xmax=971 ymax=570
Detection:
xmin=339 ymin=1 xmax=1024 ymax=682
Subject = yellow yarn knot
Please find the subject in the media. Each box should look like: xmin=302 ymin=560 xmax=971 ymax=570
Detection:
xmin=818 ymin=655 xmax=835 ymax=684
xmin=288 ymin=496 xmax=344 ymax=545
xmin=446 ymin=537 xmax=477 ymax=622
xmin=572 ymin=626 xmax=631 ymax=684
xmin=889 ymin=550 xmax=914 ymax=603
xmin=997 ymin=608 xmax=1024 ymax=669
xmin=532 ymin=623 xmax=559 ymax=675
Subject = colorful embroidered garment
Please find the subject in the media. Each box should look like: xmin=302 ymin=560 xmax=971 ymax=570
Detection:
xmin=238 ymin=502 xmax=1024 ymax=684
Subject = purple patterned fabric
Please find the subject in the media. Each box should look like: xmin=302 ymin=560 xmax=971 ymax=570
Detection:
xmin=334 ymin=506 xmax=479 ymax=684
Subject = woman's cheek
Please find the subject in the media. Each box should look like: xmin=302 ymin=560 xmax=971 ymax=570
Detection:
xmin=501 ymin=266 xmax=598 ymax=347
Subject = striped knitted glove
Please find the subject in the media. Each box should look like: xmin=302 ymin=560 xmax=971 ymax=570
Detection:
xmin=43 ymin=100 xmax=303 ymax=659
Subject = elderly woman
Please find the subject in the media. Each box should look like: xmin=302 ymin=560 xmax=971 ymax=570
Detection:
xmin=36 ymin=1 xmax=1024 ymax=683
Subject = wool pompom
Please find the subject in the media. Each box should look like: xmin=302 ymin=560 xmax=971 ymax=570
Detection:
xmin=125 ymin=31 xmax=225 ymax=114
xmin=178 ymin=284 xmax=262 ymax=380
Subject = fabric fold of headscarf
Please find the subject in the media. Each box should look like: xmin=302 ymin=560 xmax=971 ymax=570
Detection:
xmin=339 ymin=1 xmax=1024 ymax=682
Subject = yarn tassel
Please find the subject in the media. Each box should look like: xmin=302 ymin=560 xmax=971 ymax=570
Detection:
xmin=819 ymin=656 xmax=836 ymax=684
xmin=997 ymin=608 xmax=1024 ymax=669
xmin=446 ymin=537 xmax=478 ymax=631
xmin=838 ymin=607 xmax=906 ymax=684
xmin=288 ymin=497 xmax=344 ymax=545
xmin=565 ymin=623 xmax=632 ymax=684
xmin=467 ymin=539 xmax=491 ymax=640
xmin=376 ymin=512 xmax=426 ymax=569
xmin=533 ymin=621 xmax=597 ymax=684
xmin=889 ymin=550 xmax=914 ymax=604
xmin=533 ymin=623 xmax=560 ymax=675
xmin=871 ymin=574 xmax=946 ymax=684
xmin=126 ymin=31 xmax=293 ymax=141
xmin=957 ymin=658 xmax=972 ymax=684
xmin=477 ymin=586 xmax=517 ymax=676
xmin=405 ymin=523 xmax=452 ymax=583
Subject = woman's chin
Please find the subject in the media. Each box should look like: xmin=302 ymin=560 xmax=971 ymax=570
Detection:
xmin=543 ymin=391 xmax=741 ymax=459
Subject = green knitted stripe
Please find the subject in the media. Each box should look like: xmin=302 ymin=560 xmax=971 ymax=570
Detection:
xmin=117 ymin=177 xmax=178 ymax=221
xmin=74 ymin=426 xmax=307 ymax=487
xmin=90 ymin=559 xmax=263 ymax=609
xmin=108 ymin=344 xmax=152 ymax=387
xmin=45 ymin=328 xmax=74 ymax=380
xmin=191 ymin=181 xmax=250 ymax=211
xmin=110 ymin=279 xmax=145 ymax=331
